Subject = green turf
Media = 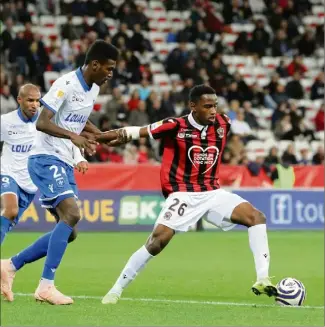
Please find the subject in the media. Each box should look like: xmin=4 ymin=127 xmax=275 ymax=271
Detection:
xmin=1 ymin=231 xmax=324 ymax=326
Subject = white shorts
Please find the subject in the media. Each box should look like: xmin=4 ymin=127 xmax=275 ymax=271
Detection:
xmin=156 ymin=189 xmax=247 ymax=232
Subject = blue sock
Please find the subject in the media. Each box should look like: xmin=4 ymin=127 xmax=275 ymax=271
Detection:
xmin=1 ymin=216 xmax=13 ymax=245
xmin=11 ymin=232 xmax=51 ymax=270
xmin=42 ymin=221 xmax=72 ymax=280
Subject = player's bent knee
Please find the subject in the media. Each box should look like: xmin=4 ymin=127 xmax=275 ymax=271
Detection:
xmin=249 ymin=210 xmax=266 ymax=227
xmin=2 ymin=207 xmax=19 ymax=221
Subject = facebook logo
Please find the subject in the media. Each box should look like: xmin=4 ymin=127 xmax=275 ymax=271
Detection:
xmin=270 ymin=194 xmax=293 ymax=225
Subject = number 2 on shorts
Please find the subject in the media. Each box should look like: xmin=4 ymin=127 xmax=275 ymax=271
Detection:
xmin=168 ymin=198 xmax=188 ymax=216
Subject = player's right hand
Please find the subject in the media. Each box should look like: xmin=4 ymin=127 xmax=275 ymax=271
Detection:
xmin=70 ymin=134 xmax=98 ymax=156
xmin=108 ymin=128 xmax=131 ymax=146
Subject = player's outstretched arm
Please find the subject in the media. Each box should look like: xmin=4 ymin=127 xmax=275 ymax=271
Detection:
xmin=37 ymin=107 xmax=97 ymax=155
xmin=95 ymin=126 xmax=149 ymax=146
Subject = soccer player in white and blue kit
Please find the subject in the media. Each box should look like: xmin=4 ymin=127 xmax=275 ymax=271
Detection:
xmin=1 ymin=85 xmax=40 ymax=243
xmin=1 ymin=40 xmax=119 ymax=305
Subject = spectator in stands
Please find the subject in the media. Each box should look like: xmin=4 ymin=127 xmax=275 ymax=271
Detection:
xmin=178 ymin=18 xmax=196 ymax=43
xmin=265 ymin=147 xmax=280 ymax=165
xmin=252 ymin=20 xmax=270 ymax=49
xmin=123 ymin=49 xmax=142 ymax=83
xmin=297 ymin=29 xmax=317 ymax=56
xmin=242 ymin=101 xmax=259 ymax=129
xmin=9 ymin=74 xmax=24 ymax=100
xmin=312 ymin=146 xmax=324 ymax=165
xmin=16 ymin=0 xmax=31 ymax=24
xmin=161 ymin=91 xmax=176 ymax=117
xmin=1 ymin=17 xmax=14 ymax=52
xmin=272 ymin=29 xmax=292 ymax=57
xmin=314 ymin=104 xmax=324 ymax=131
xmin=310 ymin=72 xmax=324 ymax=100
xmin=129 ymin=4 xmax=149 ymax=30
xmin=0 ymin=84 xmax=17 ymax=114
xmin=127 ymin=89 xmax=141 ymax=111
xmin=275 ymin=114 xmax=292 ymax=139
xmin=315 ymin=24 xmax=324 ymax=47
xmin=272 ymin=84 xmax=289 ymax=105
xmin=192 ymin=20 xmax=212 ymax=44
xmin=138 ymin=79 xmax=151 ymax=101
xmin=104 ymin=87 xmax=126 ymax=123
xmin=1 ymin=3 xmax=18 ymax=23
xmin=245 ymin=83 xmax=265 ymax=107
xmin=196 ymin=68 xmax=210 ymax=85
xmin=223 ymin=0 xmax=245 ymax=24
xmin=181 ymin=58 xmax=197 ymax=81
xmin=49 ymin=47 xmax=66 ymax=72
xmin=111 ymin=59 xmax=131 ymax=87
xmin=299 ymin=148 xmax=311 ymax=165
xmin=234 ymin=32 xmax=250 ymax=55
xmin=231 ymin=111 xmax=253 ymax=139
xmin=167 ymin=28 xmax=178 ymax=43
xmin=9 ymin=31 xmax=32 ymax=77
xmin=282 ymin=144 xmax=298 ymax=165
xmin=123 ymin=143 xmax=139 ymax=164
xmin=140 ymin=64 xmax=153 ymax=83
xmin=285 ymin=72 xmax=304 ymax=99
xmin=77 ymin=15 xmax=92 ymax=38
xmin=61 ymin=14 xmax=79 ymax=41
xmin=287 ymin=55 xmax=307 ymax=76
xmin=147 ymin=98 xmax=165 ymax=123
xmin=227 ymin=81 xmax=244 ymax=104
xmin=276 ymin=59 xmax=289 ymax=78
xmin=129 ymin=24 xmax=152 ymax=53
xmin=266 ymin=73 xmax=280 ymax=96
xmin=112 ymin=22 xmax=130 ymax=49
xmin=29 ymin=33 xmax=49 ymax=91
xmin=23 ymin=22 xmax=34 ymax=45
xmin=166 ymin=42 xmax=189 ymax=75
xmin=269 ymin=6 xmax=284 ymax=31
xmin=75 ymin=42 xmax=88 ymax=68
xmin=128 ymin=100 xmax=149 ymax=126
xmin=225 ymin=134 xmax=246 ymax=164
xmin=92 ymin=11 xmax=110 ymax=39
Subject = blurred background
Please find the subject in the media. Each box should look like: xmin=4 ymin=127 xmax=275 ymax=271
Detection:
xmin=0 ymin=0 xmax=324 ymax=231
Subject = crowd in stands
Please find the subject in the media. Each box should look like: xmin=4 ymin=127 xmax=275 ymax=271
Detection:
xmin=0 ymin=0 xmax=324 ymax=171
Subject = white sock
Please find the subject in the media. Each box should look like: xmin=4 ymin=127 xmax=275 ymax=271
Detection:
xmin=110 ymin=245 xmax=153 ymax=295
xmin=248 ymin=224 xmax=270 ymax=280
xmin=40 ymin=278 xmax=54 ymax=286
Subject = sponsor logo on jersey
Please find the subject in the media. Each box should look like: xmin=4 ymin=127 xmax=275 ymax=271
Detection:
xmin=11 ymin=144 xmax=33 ymax=153
xmin=177 ymin=132 xmax=198 ymax=139
xmin=56 ymin=90 xmax=65 ymax=98
xmin=188 ymin=145 xmax=219 ymax=174
xmin=150 ymin=120 xmax=163 ymax=131
xmin=64 ymin=113 xmax=87 ymax=123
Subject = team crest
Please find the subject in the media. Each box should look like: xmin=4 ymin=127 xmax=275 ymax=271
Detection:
xmin=217 ymin=127 xmax=224 ymax=138
xmin=163 ymin=211 xmax=172 ymax=220
xmin=177 ymin=132 xmax=185 ymax=138
xmin=56 ymin=177 xmax=65 ymax=188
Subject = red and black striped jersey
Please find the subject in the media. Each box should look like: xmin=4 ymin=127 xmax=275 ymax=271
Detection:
xmin=147 ymin=112 xmax=231 ymax=198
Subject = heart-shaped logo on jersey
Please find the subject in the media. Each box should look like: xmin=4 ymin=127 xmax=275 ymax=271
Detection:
xmin=188 ymin=145 xmax=219 ymax=174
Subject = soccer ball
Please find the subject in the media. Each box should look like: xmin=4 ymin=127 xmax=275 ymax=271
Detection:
xmin=275 ymin=277 xmax=306 ymax=306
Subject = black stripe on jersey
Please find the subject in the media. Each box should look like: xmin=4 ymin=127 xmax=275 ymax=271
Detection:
xmin=169 ymin=138 xmax=180 ymax=193
xmin=210 ymin=124 xmax=220 ymax=188
xmin=197 ymin=126 xmax=209 ymax=192
xmin=183 ymin=117 xmax=194 ymax=192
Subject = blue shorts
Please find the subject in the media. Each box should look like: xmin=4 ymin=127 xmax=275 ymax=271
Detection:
xmin=28 ymin=155 xmax=78 ymax=209
xmin=0 ymin=175 xmax=35 ymax=226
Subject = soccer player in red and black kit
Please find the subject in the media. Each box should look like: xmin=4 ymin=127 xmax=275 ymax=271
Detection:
xmin=97 ymin=85 xmax=277 ymax=304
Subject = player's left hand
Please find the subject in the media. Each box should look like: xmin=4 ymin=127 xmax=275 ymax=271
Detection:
xmin=108 ymin=128 xmax=131 ymax=146
xmin=74 ymin=161 xmax=89 ymax=174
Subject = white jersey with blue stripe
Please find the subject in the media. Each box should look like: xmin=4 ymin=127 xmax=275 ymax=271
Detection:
xmin=1 ymin=108 xmax=39 ymax=193
xmin=31 ymin=68 xmax=100 ymax=167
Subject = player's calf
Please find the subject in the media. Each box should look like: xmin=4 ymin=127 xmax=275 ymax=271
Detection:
xmin=1 ymin=196 xmax=19 ymax=244
xmin=102 ymin=224 xmax=175 ymax=304
xmin=230 ymin=202 xmax=276 ymax=297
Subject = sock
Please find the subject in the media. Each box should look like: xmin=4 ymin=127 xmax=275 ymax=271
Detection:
xmin=11 ymin=232 xmax=51 ymax=270
xmin=1 ymin=216 xmax=13 ymax=245
xmin=40 ymin=278 xmax=54 ymax=286
xmin=248 ymin=224 xmax=270 ymax=280
xmin=42 ymin=221 xmax=72 ymax=281
xmin=110 ymin=245 xmax=153 ymax=294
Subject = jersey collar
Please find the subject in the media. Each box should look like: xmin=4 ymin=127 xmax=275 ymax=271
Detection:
xmin=188 ymin=112 xmax=204 ymax=131
xmin=17 ymin=107 xmax=39 ymax=123
xmin=76 ymin=67 xmax=91 ymax=92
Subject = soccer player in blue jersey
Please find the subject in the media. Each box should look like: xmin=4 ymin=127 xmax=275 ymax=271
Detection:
xmin=1 ymin=40 xmax=119 ymax=305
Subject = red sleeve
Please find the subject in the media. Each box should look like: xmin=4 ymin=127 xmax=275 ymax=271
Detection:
xmin=219 ymin=113 xmax=231 ymax=135
xmin=147 ymin=118 xmax=180 ymax=140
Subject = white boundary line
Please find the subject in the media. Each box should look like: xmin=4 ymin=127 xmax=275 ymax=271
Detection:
xmin=14 ymin=293 xmax=323 ymax=310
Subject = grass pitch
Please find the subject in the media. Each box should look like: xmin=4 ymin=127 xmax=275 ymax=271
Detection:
xmin=1 ymin=231 xmax=324 ymax=326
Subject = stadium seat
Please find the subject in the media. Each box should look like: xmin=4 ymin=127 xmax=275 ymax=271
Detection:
xmin=149 ymin=0 xmax=165 ymax=11
xmin=312 ymin=5 xmax=325 ymax=17
xmin=297 ymin=99 xmax=315 ymax=109
xmin=256 ymin=130 xmax=274 ymax=141
xmin=315 ymin=131 xmax=325 ymax=141
xmin=39 ymin=15 xmax=56 ymax=27
xmin=150 ymin=62 xmax=165 ymax=74
xmin=246 ymin=140 xmax=267 ymax=157
xmin=301 ymin=79 xmax=314 ymax=91
xmin=167 ymin=11 xmax=182 ymax=22
xmin=278 ymin=140 xmax=294 ymax=154
xmin=44 ymin=71 xmax=60 ymax=91
xmin=149 ymin=31 xmax=166 ymax=43
xmin=230 ymin=23 xmax=255 ymax=34
xmin=302 ymin=15 xmax=323 ymax=27
xmin=311 ymin=140 xmax=323 ymax=153
xmin=261 ymin=57 xmax=281 ymax=69
xmin=153 ymin=73 xmax=170 ymax=86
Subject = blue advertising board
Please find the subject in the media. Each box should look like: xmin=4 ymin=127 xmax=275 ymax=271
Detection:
xmin=14 ymin=190 xmax=324 ymax=232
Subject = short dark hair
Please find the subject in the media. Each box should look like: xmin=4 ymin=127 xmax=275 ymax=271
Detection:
xmin=189 ymin=85 xmax=216 ymax=103
xmin=85 ymin=40 xmax=119 ymax=64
